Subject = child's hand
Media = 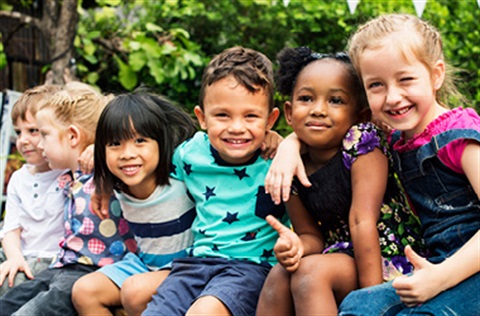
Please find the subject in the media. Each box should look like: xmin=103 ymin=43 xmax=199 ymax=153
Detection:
xmin=392 ymin=246 xmax=442 ymax=306
xmin=78 ymin=144 xmax=94 ymax=174
xmin=266 ymin=215 xmax=303 ymax=272
xmin=265 ymin=133 xmax=310 ymax=205
xmin=261 ymin=130 xmax=283 ymax=160
xmin=91 ymin=191 xmax=111 ymax=220
xmin=0 ymin=258 xmax=34 ymax=287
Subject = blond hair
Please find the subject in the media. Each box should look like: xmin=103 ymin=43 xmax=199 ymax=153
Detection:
xmin=348 ymin=13 xmax=464 ymax=107
xmin=11 ymin=84 xmax=63 ymax=122
xmin=39 ymin=82 xmax=113 ymax=149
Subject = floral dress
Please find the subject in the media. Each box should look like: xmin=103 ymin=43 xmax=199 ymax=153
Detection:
xmin=293 ymin=122 xmax=425 ymax=281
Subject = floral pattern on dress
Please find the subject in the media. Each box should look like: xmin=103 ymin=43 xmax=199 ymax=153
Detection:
xmin=324 ymin=122 xmax=426 ymax=281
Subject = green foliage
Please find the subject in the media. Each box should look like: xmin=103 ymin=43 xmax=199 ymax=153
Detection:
xmin=0 ymin=39 xmax=6 ymax=70
xmin=74 ymin=0 xmax=205 ymax=108
xmin=73 ymin=0 xmax=480 ymax=134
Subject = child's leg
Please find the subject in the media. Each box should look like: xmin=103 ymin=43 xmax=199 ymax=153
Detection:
xmin=121 ymin=270 xmax=170 ymax=316
xmin=4 ymin=265 xmax=95 ymax=315
xmin=0 ymin=254 xmax=51 ymax=296
xmin=72 ymin=271 xmax=121 ymax=316
xmin=256 ymin=264 xmax=293 ymax=316
xmin=291 ymin=253 xmax=357 ymax=315
xmin=0 ymin=268 xmax=56 ymax=314
xmin=187 ymin=295 xmax=231 ymax=315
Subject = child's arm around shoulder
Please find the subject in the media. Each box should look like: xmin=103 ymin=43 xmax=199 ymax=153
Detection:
xmin=265 ymin=132 xmax=311 ymax=204
xmin=261 ymin=130 xmax=283 ymax=160
xmin=392 ymin=140 xmax=480 ymax=306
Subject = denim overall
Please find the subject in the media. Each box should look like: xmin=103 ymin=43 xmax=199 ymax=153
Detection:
xmin=339 ymin=128 xmax=480 ymax=316
xmin=391 ymin=129 xmax=480 ymax=264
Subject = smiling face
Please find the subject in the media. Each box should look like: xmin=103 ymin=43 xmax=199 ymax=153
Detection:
xmin=13 ymin=110 xmax=49 ymax=173
xmin=358 ymin=34 xmax=445 ymax=139
xmin=194 ymin=76 xmax=279 ymax=165
xmin=286 ymin=59 xmax=359 ymax=161
xmin=105 ymin=131 xmax=160 ymax=199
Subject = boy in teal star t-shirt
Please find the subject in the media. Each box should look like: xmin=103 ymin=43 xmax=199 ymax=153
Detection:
xmin=143 ymin=46 xmax=289 ymax=316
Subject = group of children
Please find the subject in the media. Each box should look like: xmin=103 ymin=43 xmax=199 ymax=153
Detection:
xmin=0 ymin=13 xmax=478 ymax=316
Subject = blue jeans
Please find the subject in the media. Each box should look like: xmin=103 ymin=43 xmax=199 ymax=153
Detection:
xmin=0 ymin=251 xmax=52 ymax=297
xmin=0 ymin=264 xmax=96 ymax=316
xmin=339 ymin=272 xmax=480 ymax=316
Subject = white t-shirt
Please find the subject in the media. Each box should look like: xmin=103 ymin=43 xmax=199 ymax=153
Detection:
xmin=2 ymin=164 xmax=66 ymax=258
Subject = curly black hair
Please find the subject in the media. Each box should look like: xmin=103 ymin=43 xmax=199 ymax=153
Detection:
xmin=275 ymin=46 xmax=368 ymax=111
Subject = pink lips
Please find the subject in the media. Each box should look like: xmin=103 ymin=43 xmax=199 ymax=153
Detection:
xmin=306 ymin=121 xmax=329 ymax=129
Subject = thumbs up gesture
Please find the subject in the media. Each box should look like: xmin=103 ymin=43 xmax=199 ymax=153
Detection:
xmin=266 ymin=215 xmax=304 ymax=272
xmin=392 ymin=245 xmax=442 ymax=306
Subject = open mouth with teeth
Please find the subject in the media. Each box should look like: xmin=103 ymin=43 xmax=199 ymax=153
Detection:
xmin=224 ymin=139 xmax=250 ymax=144
xmin=387 ymin=105 xmax=413 ymax=117
xmin=121 ymin=165 xmax=141 ymax=175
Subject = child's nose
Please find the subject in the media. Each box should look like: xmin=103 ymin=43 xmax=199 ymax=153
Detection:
xmin=120 ymin=143 xmax=137 ymax=159
xmin=310 ymin=101 xmax=327 ymax=116
xmin=386 ymin=86 xmax=403 ymax=105
xmin=18 ymin=133 xmax=29 ymax=144
xmin=228 ymin=118 xmax=246 ymax=133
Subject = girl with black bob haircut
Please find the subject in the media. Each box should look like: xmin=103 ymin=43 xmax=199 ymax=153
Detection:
xmin=73 ymin=91 xmax=197 ymax=315
xmin=94 ymin=91 xmax=197 ymax=194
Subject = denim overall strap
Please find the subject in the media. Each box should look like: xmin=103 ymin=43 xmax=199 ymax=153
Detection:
xmin=390 ymin=128 xmax=480 ymax=263
xmin=415 ymin=128 xmax=480 ymax=174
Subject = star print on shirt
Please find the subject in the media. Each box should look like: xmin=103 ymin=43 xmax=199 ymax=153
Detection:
xmin=261 ymin=249 xmax=274 ymax=260
xmin=223 ymin=211 xmax=239 ymax=224
xmin=170 ymin=163 xmax=177 ymax=175
xmin=241 ymin=231 xmax=257 ymax=241
xmin=234 ymin=168 xmax=250 ymax=180
xmin=183 ymin=163 xmax=192 ymax=175
xmin=203 ymin=186 xmax=216 ymax=201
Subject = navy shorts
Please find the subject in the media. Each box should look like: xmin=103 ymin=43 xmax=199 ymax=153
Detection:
xmin=143 ymin=257 xmax=271 ymax=316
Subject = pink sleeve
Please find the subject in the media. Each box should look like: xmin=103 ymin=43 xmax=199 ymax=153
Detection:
xmin=437 ymin=139 xmax=468 ymax=174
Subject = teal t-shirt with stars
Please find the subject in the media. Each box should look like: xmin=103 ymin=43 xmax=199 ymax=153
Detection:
xmin=171 ymin=131 xmax=289 ymax=266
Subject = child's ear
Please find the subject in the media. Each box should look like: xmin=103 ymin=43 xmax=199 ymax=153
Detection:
xmin=284 ymin=101 xmax=293 ymax=125
xmin=432 ymin=59 xmax=446 ymax=91
xmin=266 ymin=107 xmax=280 ymax=130
xmin=67 ymin=125 xmax=82 ymax=148
xmin=194 ymin=106 xmax=207 ymax=130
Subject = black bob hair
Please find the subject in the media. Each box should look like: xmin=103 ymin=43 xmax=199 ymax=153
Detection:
xmin=94 ymin=91 xmax=197 ymax=195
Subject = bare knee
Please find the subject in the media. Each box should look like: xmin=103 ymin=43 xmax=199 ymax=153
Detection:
xmin=72 ymin=274 xmax=97 ymax=310
xmin=259 ymin=264 xmax=291 ymax=303
xmin=290 ymin=259 xmax=319 ymax=299
xmin=187 ymin=296 xmax=230 ymax=316
xmin=257 ymin=264 xmax=293 ymax=315
xmin=121 ymin=276 xmax=149 ymax=315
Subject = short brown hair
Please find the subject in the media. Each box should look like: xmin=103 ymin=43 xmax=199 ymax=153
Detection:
xmin=199 ymin=46 xmax=274 ymax=111
xmin=11 ymin=84 xmax=63 ymax=123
